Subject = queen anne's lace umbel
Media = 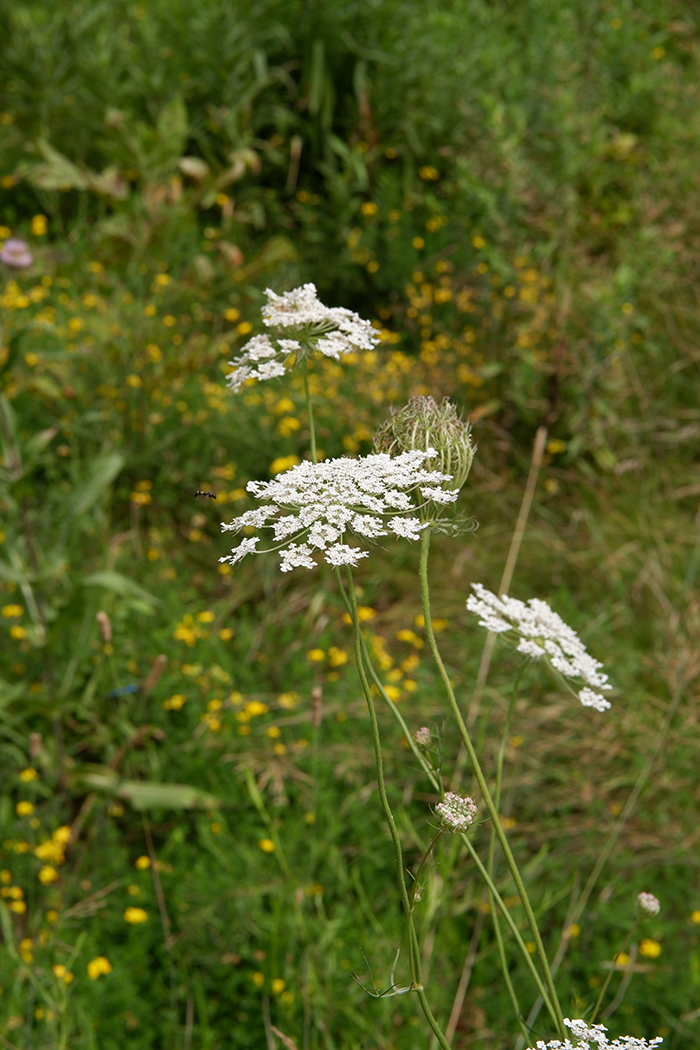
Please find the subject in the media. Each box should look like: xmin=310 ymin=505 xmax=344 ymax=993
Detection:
xmin=220 ymin=449 xmax=458 ymax=572
xmin=466 ymin=583 xmax=612 ymax=712
xmin=531 ymin=1018 xmax=662 ymax=1050
xmin=226 ymin=284 xmax=380 ymax=392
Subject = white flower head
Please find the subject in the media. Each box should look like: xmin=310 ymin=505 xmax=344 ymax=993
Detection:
xmin=467 ymin=584 xmax=612 ymax=712
xmin=220 ymin=449 xmax=456 ymax=572
xmin=636 ymin=892 xmax=661 ymax=918
xmin=435 ymin=792 xmax=478 ymax=833
xmin=531 ymin=1019 xmax=663 ymax=1050
xmin=226 ymin=283 xmax=380 ymax=392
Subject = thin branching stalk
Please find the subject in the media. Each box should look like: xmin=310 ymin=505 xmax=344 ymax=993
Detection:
xmin=486 ymin=673 xmax=528 ymax=1038
xmin=344 ymin=566 xmax=452 ymax=1050
xmin=419 ymin=527 xmax=566 ymax=1039
xmin=333 ymin=566 xmax=442 ymax=795
xmin=459 ymin=833 xmax=557 ymax=1024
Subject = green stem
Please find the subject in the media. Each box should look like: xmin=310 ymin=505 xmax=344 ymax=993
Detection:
xmin=489 ymin=885 xmax=531 ymax=1041
xmin=460 ymin=835 xmax=557 ymax=1026
xmin=410 ymin=831 xmax=445 ymax=912
xmin=419 ymin=527 xmax=566 ymax=1039
xmin=590 ymin=919 xmax=639 ymax=1023
xmin=303 ymin=361 xmax=317 ymax=464
xmin=333 ymin=567 xmax=441 ymax=795
xmin=344 ymin=567 xmax=451 ymax=1049
xmin=487 ymin=673 xmax=527 ymax=1037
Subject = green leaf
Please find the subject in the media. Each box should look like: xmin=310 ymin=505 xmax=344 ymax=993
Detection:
xmin=82 ymin=570 xmax=159 ymax=607
xmin=72 ymin=452 xmax=124 ymax=515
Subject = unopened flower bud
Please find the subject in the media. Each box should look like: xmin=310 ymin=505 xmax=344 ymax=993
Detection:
xmin=636 ymin=892 xmax=660 ymax=918
xmin=415 ymin=726 xmax=431 ymax=748
xmin=373 ymin=396 xmax=475 ymax=496
xmin=435 ymin=792 xmax=478 ymax=833
xmin=96 ymin=611 xmax=112 ymax=643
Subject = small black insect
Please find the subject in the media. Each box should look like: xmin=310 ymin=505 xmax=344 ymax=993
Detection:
xmin=194 ymin=490 xmax=217 ymax=501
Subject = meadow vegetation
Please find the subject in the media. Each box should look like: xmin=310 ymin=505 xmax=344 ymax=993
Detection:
xmin=0 ymin=1 xmax=699 ymax=1047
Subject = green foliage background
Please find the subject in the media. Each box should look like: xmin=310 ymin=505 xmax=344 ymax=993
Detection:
xmin=0 ymin=1 xmax=699 ymax=1048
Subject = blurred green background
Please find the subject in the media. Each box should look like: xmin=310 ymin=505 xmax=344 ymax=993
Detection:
xmin=0 ymin=1 xmax=699 ymax=1047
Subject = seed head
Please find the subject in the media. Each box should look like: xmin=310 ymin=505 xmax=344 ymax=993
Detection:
xmin=373 ymin=397 xmax=475 ymax=496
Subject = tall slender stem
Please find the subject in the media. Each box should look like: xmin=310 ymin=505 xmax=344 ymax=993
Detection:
xmin=333 ymin=566 xmax=442 ymax=795
xmin=487 ymin=675 xmax=527 ymax=1037
xmin=419 ymin=527 xmax=566 ymax=1039
xmin=303 ymin=361 xmax=317 ymax=464
xmin=344 ymin=566 xmax=452 ymax=1050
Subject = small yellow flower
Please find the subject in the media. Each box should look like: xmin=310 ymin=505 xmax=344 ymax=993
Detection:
xmin=38 ymin=866 xmax=59 ymax=885
xmin=126 ymin=374 xmax=142 ymax=388
xmin=0 ymin=871 xmax=9 ymax=883
xmin=9 ymin=900 xmax=26 ymax=914
xmin=568 ymin=923 xmax=581 ymax=938
xmin=412 ymin=236 xmax=425 ymax=250
xmin=53 ymin=964 xmax=67 ymax=979
xmin=650 ymin=46 xmax=665 ymax=60
xmin=31 ymin=215 xmax=48 ymax=236
xmin=10 ymin=626 xmax=27 ymax=640
xmin=252 ymin=971 xmax=264 ymax=987
xmin=135 ymin=855 xmax=151 ymax=870
xmin=87 ymin=956 xmax=112 ymax=979
xmin=639 ymin=938 xmax=661 ymax=959
xmin=16 ymin=802 xmax=34 ymax=817
xmin=360 ymin=202 xmax=378 ymax=217
xmin=236 ymin=321 xmax=253 ymax=336
xmin=306 ymin=649 xmax=325 ymax=663
xmin=472 ymin=235 xmax=486 ymax=249
xmin=328 ymin=647 xmax=348 ymax=667
xmin=691 ymin=910 xmax=700 ymax=925
xmin=19 ymin=768 xmax=38 ymax=782
xmin=46 ymin=910 xmax=59 ymax=923
xmin=2 ymin=605 xmax=23 ymax=618
xmin=124 ymin=907 xmax=149 ymax=924
xmin=258 ymin=838 xmax=275 ymax=853
xmin=196 ymin=610 xmax=216 ymax=623
xmin=271 ymin=978 xmax=286 ymax=995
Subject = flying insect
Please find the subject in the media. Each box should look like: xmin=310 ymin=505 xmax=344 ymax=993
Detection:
xmin=194 ymin=490 xmax=217 ymax=501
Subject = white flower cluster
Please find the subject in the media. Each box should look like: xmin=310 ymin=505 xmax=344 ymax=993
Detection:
xmin=435 ymin=792 xmax=478 ymax=832
xmin=220 ymin=448 xmax=458 ymax=573
xmin=637 ymin=892 xmax=661 ymax=918
xmin=531 ymin=1018 xmax=662 ymax=1050
xmin=466 ymin=584 xmax=612 ymax=712
xmin=226 ymin=284 xmax=380 ymax=392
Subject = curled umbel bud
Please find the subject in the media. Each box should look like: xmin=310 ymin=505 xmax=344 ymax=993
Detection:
xmin=636 ymin=892 xmax=661 ymax=918
xmin=435 ymin=792 xmax=478 ymax=833
xmin=373 ymin=396 xmax=475 ymax=494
